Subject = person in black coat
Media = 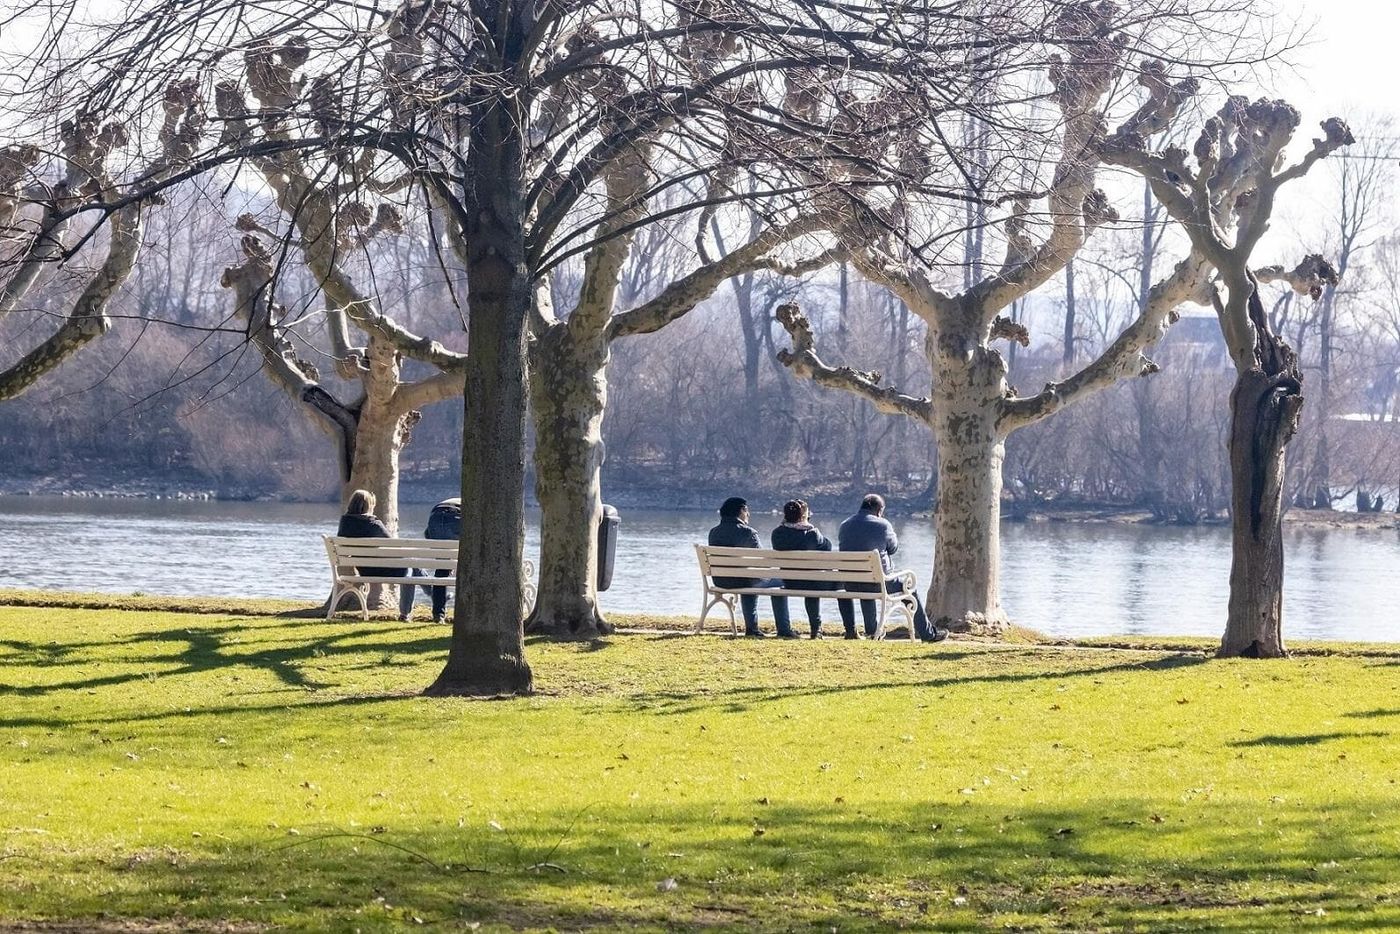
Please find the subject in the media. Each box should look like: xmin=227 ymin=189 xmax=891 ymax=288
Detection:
xmin=336 ymin=489 xmax=414 ymax=621
xmin=706 ymin=497 xmax=796 ymax=638
xmin=770 ymin=499 xmax=832 ymax=639
xmin=400 ymin=497 xmax=462 ymax=623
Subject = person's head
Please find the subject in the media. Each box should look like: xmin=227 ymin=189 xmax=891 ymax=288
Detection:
xmin=346 ymin=489 xmax=376 ymax=516
xmin=860 ymin=493 xmax=885 ymax=516
xmin=719 ymin=496 xmax=749 ymax=521
xmin=783 ymin=499 xmax=809 ymax=523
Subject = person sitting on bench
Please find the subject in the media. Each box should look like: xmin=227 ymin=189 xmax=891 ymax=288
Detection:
xmin=707 ymin=497 xmax=798 ymax=639
xmin=770 ymin=499 xmax=833 ymax=639
xmin=400 ymin=496 xmax=462 ymax=624
xmin=836 ymin=493 xmax=947 ymax=643
xmin=336 ymin=489 xmax=414 ymax=621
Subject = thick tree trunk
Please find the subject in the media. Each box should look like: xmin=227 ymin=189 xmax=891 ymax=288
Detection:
xmin=427 ymin=103 xmax=533 ymax=697
xmin=1219 ymin=368 xmax=1303 ymax=658
xmin=525 ymin=324 xmax=613 ymax=640
xmin=927 ymin=335 xmax=1011 ymax=635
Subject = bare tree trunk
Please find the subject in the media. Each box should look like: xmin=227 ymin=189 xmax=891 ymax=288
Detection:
xmin=525 ymin=324 xmax=613 ymax=639
xmin=1219 ymin=289 xmax=1305 ymax=659
xmin=428 ymin=105 xmax=533 ymax=696
xmin=928 ymin=340 xmax=1010 ymax=635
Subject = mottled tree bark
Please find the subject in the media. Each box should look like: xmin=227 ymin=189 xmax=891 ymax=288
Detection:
xmin=927 ymin=323 xmax=1011 ymax=634
xmin=427 ymin=102 xmax=533 ymax=697
xmin=526 ymin=323 xmax=613 ymax=639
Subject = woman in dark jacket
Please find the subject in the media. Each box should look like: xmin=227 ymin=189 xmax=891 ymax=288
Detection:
xmin=336 ymin=489 xmax=414 ymax=620
xmin=770 ymin=499 xmax=832 ymax=639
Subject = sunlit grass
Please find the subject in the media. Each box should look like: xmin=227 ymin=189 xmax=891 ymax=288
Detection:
xmin=2 ymin=595 xmax=1399 ymax=931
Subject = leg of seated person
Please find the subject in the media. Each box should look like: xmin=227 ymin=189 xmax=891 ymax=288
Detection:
xmin=860 ymin=599 xmax=879 ymax=638
xmin=803 ymin=597 xmax=823 ymax=637
xmin=769 ymin=594 xmax=795 ymax=638
xmin=397 ymin=568 xmax=418 ymax=621
xmin=431 ymin=568 xmax=451 ymax=621
xmin=837 ymin=599 xmax=858 ymax=639
xmin=740 ymin=594 xmax=761 ymax=636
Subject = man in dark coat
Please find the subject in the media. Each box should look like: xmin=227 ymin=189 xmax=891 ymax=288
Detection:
xmin=401 ymin=497 xmax=462 ymax=623
xmin=707 ymin=497 xmax=796 ymax=638
xmin=837 ymin=493 xmax=946 ymax=642
xmin=770 ymin=499 xmax=832 ymax=639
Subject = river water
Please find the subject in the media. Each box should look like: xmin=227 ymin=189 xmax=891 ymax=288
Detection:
xmin=1 ymin=496 xmax=1397 ymax=641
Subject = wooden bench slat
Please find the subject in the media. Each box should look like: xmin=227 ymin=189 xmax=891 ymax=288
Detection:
xmin=701 ymin=566 xmax=885 ymax=582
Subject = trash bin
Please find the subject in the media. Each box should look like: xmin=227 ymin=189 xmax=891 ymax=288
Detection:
xmin=597 ymin=504 xmax=621 ymax=591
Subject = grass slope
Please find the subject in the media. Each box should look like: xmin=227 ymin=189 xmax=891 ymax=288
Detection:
xmin=1 ymin=599 xmax=1399 ymax=932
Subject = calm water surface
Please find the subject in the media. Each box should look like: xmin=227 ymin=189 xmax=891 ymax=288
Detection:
xmin=1 ymin=496 xmax=1397 ymax=641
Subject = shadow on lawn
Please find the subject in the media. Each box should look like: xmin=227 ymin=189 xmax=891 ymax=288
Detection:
xmin=1229 ymin=730 xmax=1391 ymax=748
xmin=628 ymin=652 xmax=1209 ymax=716
xmin=0 ymin=623 xmax=447 ymax=698
xmin=17 ymin=797 xmax=1398 ymax=932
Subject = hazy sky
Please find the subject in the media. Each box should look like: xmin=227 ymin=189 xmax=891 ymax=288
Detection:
xmin=1273 ymin=0 xmax=1399 ymax=126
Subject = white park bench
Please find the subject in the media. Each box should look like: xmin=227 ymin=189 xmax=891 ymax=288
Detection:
xmin=323 ymin=536 xmax=536 ymax=620
xmin=694 ymin=545 xmax=920 ymax=639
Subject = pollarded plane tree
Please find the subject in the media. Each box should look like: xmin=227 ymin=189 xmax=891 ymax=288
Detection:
xmin=214 ymin=40 xmax=467 ymax=537
xmin=520 ymin=0 xmax=1160 ymax=641
xmin=0 ymin=82 xmax=207 ymax=400
xmin=29 ymin=0 xmax=1091 ymax=693
xmin=1101 ymin=102 xmax=1352 ymax=658
xmin=777 ymin=4 xmax=1224 ymax=635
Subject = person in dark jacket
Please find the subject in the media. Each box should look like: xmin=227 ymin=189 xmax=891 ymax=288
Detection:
xmin=401 ymin=497 xmax=462 ymax=623
xmin=336 ymin=489 xmax=415 ymax=621
xmin=836 ymin=493 xmax=946 ymax=642
xmin=707 ymin=497 xmax=796 ymax=638
xmin=770 ymin=499 xmax=832 ymax=639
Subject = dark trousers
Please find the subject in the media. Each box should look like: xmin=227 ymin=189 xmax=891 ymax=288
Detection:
xmin=402 ymin=568 xmax=452 ymax=618
xmin=772 ymin=596 xmax=824 ymax=634
xmin=739 ymin=579 xmax=795 ymax=635
xmin=838 ymin=580 xmax=932 ymax=639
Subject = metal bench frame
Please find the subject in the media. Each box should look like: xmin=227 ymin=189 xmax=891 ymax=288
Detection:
xmin=694 ymin=544 xmax=919 ymax=639
xmin=323 ymin=536 xmax=536 ymax=620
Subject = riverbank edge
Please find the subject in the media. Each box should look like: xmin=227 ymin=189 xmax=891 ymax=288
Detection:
xmin=1 ymin=484 xmax=1394 ymax=530
xmin=6 ymin=588 xmax=1398 ymax=658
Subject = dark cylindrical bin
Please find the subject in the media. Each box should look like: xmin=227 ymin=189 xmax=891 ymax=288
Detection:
xmin=597 ymin=504 xmax=621 ymax=591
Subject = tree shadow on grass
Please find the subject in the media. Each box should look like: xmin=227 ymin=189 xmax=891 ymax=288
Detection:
xmin=14 ymin=797 xmax=1399 ymax=932
xmin=1228 ymin=730 xmax=1391 ymax=748
xmin=1345 ymin=708 xmax=1400 ymax=719
xmin=628 ymin=653 xmax=1210 ymax=716
xmin=0 ymin=623 xmax=447 ymax=698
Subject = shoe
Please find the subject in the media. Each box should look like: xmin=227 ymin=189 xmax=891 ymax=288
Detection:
xmin=810 ymin=630 xmax=824 ymax=640
xmin=919 ymin=628 xmax=950 ymax=643
xmin=777 ymin=631 xmax=801 ymax=640
xmin=843 ymin=631 xmax=859 ymax=640
xmin=432 ymin=614 xmax=446 ymax=624
xmin=398 ymin=613 xmax=411 ymax=622
xmin=744 ymin=630 xmax=769 ymax=639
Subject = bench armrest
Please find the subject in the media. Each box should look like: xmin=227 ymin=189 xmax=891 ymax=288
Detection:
xmin=885 ymin=569 xmax=917 ymax=594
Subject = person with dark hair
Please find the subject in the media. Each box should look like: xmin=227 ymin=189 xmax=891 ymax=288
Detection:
xmin=770 ymin=499 xmax=832 ymax=639
xmin=836 ymin=493 xmax=946 ymax=642
xmin=707 ymin=497 xmax=797 ymax=638
xmin=400 ymin=497 xmax=462 ymax=623
xmin=336 ymin=488 xmax=415 ymax=621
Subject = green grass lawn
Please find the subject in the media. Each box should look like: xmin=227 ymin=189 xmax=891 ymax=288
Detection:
xmin=2 ymin=595 xmax=1400 ymax=932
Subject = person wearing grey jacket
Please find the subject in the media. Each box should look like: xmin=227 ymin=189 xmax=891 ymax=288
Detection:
xmin=836 ymin=493 xmax=946 ymax=642
xmin=770 ymin=499 xmax=832 ymax=639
